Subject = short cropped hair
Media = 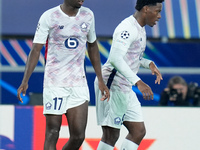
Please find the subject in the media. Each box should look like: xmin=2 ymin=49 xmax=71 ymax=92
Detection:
xmin=135 ymin=0 xmax=164 ymax=11
xmin=167 ymin=76 xmax=187 ymax=89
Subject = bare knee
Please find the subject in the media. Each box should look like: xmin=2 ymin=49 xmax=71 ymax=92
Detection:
xmin=137 ymin=126 xmax=146 ymax=139
xmin=45 ymin=128 xmax=60 ymax=141
xmin=69 ymin=133 xmax=85 ymax=146
xmin=101 ymin=126 xmax=120 ymax=146
xmin=124 ymin=122 xmax=146 ymax=144
xmin=126 ymin=128 xmax=146 ymax=145
xmin=72 ymin=133 xmax=85 ymax=142
xmin=102 ymin=131 xmax=119 ymax=144
xmin=61 ymin=131 xmax=85 ymax=150
xmin=45 ymin=115 xmax=62 ymax=141
xmin=132 ymin=125 xmax=146 ymax=138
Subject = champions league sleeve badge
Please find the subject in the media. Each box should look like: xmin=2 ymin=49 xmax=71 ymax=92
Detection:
xmin=121 ymin=31 xmax=130 ymax=39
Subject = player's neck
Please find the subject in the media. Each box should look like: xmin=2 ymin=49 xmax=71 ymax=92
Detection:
xmin=133 ymin=12 xmax=145 ymax=27
xmin=60 ymin=4 xmax=79 ymax=17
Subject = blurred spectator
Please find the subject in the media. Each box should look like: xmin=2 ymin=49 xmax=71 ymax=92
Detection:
xmin=159 ymin=76 xmax=200 ymax=106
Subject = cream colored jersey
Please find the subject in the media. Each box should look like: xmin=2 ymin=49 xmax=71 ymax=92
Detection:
xmin=33 ymin=5 xmax=96 ymax=88
xmin=102 ymin=15 xmax=148 ymax=92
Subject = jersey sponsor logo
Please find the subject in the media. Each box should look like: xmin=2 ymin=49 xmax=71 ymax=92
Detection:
xmin=121 ymin=31 xmax=130 ymax=39
xmin=80 ymin=22 xmax=88 ymax=32
xmin=65 ymin=37 xmax=79 ymax=49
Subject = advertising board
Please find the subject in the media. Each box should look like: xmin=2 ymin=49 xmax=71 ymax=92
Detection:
xmin=1 ymin=106 xmax=200 ymax=150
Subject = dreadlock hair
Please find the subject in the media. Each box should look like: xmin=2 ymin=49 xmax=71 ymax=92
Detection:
xmin=135 ymin=0 xmax=164 ymax=11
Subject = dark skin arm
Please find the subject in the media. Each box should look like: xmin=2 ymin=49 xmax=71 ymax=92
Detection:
xmin=136 ymin=80 xmax=153 ymax=100
xmin=87 ymin=40 xmax=110 ymax=101
xmin=17 ymin=43 xmax=44 ymax=103
xmin=149 ymin=62 xmax=163 ymax=84
xmin=136 ymin=62 xmax=163 ymax=100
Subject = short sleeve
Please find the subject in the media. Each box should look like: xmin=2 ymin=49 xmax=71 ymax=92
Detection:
xmin=87 ymin=13 xmax=97 ymax=43
xmin=111 ymin=23 xmax=138 ymax=51
xmin=33 ymin=12 xmax=49 ymax=44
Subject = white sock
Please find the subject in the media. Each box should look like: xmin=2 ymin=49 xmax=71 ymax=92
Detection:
xmin=97 ymin=141 xmax=114 ymax=150
xmin=120 ymin=139 xmax=139 ymax=150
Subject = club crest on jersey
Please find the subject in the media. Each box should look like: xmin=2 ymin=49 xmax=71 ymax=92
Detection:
xmin=114 ymin=117 xmax=121 ymax=125
xmin=45 ymin=102 xmax=52 ymax=110
xmin=80 ymin=22 xmax=88 ymax=32
xmin=121 ymin=31 xmax=130 ymax=39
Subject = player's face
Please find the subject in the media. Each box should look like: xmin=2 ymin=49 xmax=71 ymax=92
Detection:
xmin=145 ymin=3 xmax=162 ymax=27
xmin=66 ymin=0 xmax=84 ymax=9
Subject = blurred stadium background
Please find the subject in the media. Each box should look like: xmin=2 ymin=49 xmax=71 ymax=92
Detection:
xmin=1 ymin=0 xmax=200 ymax=150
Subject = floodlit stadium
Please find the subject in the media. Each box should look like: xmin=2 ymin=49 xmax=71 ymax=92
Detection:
xmin=0 ymin=0 xmax=200 ymax=149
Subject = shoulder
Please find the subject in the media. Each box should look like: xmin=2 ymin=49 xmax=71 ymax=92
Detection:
xmin=41 ymin=5 xmax=60 ymax=17
xmin=80 ymin=6 xmax=94 ymax=17
xmin=114 ymin=16 xmax=138 ymax=39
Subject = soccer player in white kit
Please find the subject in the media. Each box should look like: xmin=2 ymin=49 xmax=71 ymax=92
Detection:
xmin=17 ymin=0 xmax=110 ymax=150
xmin=95 ymin=0 xmax=164 ymax=149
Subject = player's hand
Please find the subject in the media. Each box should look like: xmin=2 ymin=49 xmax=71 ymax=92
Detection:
xmin=98 ymin=81 xmax=110 ymax=101
xmin=136 ymin=80 xmax=154 ymax=100
xmin=17 ymin=83 xmax=28 ymax=103
xmin=149 ymin=62 xmax=163 ymax=84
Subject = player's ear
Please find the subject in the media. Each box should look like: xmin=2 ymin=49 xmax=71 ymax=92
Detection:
xmin=143 ymin=5 xmax=148 ymax=13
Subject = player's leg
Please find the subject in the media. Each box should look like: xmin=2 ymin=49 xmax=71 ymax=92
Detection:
xmin=62 ymin=101 xmax=88 ymax=150
xmin=95 ymin=78 xmax=128 ymax=150
xmin=120 ymin=121 xmax=146 ymax=150
xmin=97 ymin=126 xmax=120 ymax=150
xmin=120 ymin=91 xmax=146 ymax=150
xmin=44 ymin=114 xmax=62 ymax=150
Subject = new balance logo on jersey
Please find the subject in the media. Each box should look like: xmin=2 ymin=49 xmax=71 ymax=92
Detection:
xmin=59 ymin=25 xmax=64 ymax=29
xmin=121 ymin=31 xmax=130 ymax=39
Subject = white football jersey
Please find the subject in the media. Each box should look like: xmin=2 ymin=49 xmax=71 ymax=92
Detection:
xmin=33 ymin=5 xmax=96 ymax=88
xmin=102 ymin=15 xmax=147 ymax=92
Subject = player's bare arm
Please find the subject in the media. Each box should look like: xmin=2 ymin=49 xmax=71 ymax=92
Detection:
xmin=136 ymin=80 xmax=154 ymax=100
xmin=149 ymin=62 xmax=163 ymax=84
xmin=87 ymin=41 xmax=110 ymax=101
xmin=17 ymin=43 xmax=44 ymax=103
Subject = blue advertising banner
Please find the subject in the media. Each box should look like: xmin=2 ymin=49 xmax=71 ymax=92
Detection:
xmin=0 ymin=39 xmax=200 ymax=105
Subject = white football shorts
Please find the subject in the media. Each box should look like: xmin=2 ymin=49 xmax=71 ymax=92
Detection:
xmin=43 ymin=86 xmax=90 ymax=115
xmin=95 ymin=82 xmax=144 ymax=129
